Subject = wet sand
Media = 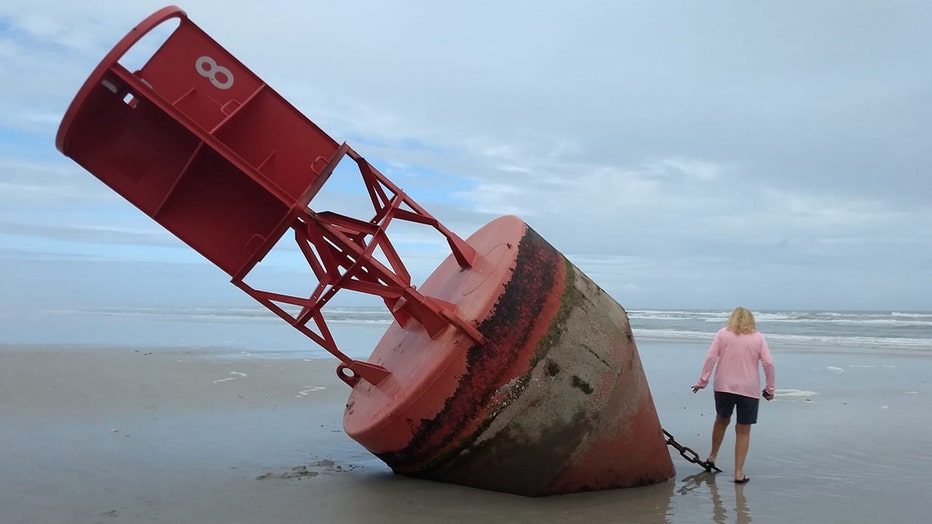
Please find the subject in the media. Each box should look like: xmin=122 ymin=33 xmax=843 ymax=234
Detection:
xmin=1 ymin=342 xmax=930 ymax=523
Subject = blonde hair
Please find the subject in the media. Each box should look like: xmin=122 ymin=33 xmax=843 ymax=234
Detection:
xmin=726 ymin=307 xmax=757 ymax=335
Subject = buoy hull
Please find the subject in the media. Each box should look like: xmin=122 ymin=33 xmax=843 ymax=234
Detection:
xmin=343 ymin=216 xmax=674 ymax=496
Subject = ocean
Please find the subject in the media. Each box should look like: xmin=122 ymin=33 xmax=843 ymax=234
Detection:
xmin=2 ymin=305 xmax=929 ymax=358
xmin=628 ymin=309 xmax=932 ymax=354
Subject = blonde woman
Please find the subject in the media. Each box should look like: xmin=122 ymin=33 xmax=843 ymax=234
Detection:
xmin=691 ymin=307 xmax=776 ymax=483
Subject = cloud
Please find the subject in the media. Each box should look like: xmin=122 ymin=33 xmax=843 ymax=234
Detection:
xmin=1 ymin=1 xmax=931 ymax=311
xmin=0 ymin=221 xmax=172 ymax=247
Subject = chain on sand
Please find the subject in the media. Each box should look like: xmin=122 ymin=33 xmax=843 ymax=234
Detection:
xmin=662 ymin=429 xmax=721 ymax=473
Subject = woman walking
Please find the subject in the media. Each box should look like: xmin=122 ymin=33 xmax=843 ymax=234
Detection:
xmin=691 ymin=307 xmax=775 ymax=483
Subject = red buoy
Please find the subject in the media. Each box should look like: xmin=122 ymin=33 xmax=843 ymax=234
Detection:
xmin=346 ymin=215 xmax=674 ymax=495
xmin=56 ymin=6 xmax=674 ymax=496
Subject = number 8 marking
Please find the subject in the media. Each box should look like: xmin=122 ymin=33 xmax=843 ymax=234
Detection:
xmin=195 ymin=56 xmax=234 ymax=90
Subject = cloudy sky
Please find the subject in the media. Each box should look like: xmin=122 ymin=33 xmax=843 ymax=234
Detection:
xmin=1 ymin=0 xmax=930 ymax=313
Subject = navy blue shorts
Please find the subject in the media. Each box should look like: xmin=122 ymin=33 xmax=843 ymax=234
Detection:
xmin=714 ymin=391 xmax=760 ymax=425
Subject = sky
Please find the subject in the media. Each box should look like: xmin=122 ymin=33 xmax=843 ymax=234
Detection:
xmin=1 ymin=0 xmax=931 ymax=314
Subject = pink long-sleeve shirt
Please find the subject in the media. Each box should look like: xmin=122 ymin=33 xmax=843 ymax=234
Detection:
xmin=696 ymin=328 xmax=775 ymax=399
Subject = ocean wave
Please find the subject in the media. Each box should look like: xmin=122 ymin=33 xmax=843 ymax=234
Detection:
xmin=43 ymin=306 xmax=395 ymax=325
xmin=628 ymin=310 xmax=932 ymax=330
xmin=776 ymin=389 xmax=818 ymax=397
xmin=891 ymin=311 xmax=932 ymax=319
xmin=632 ymin=328 xmax=932 ymax=353
xmin=628 ymin=310 xmax=727 ymax=320
xmin=30 ymin=306 xmax=932 ymax=355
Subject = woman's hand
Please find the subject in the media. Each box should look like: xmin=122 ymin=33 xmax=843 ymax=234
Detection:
xmin=691 ymin=384 xmax=704 ymax=394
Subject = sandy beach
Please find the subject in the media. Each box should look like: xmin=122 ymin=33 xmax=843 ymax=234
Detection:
xmin=2 ymin=341 xmax=930 ymax=523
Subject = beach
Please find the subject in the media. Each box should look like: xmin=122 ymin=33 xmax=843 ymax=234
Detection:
xmin=2 ymin=339 xmax=930 ymax=523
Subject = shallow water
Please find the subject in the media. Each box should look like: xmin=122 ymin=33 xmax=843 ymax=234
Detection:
xmin=2 ymin=314 xmax=930 ymax=523
xmin=642 ymin=342 xmax=931 ymax=523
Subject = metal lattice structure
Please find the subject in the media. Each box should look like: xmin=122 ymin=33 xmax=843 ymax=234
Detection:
xmin=56 ymin=7 xmax=483 ymax=386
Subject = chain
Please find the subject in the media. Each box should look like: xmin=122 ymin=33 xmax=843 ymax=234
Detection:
xmin=662 ymin=428 xmax=722 ymax=473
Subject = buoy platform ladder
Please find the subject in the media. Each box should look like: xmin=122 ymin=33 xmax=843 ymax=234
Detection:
xmin=55 ymin=6 xmax=484 ymax=387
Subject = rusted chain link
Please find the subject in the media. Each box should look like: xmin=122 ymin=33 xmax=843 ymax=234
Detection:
xmin=662 ymin=429 xmax=722 ymax=473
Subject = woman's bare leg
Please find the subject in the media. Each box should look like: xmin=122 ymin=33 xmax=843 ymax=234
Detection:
xmin=708 ymin=415 xmax=730 ymax=463
xmin=734 ymin=423 xmax=751 ymax=481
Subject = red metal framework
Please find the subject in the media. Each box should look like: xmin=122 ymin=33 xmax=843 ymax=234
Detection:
xmin=56 ymin=6 xmax=484 ymax=386
xmin=234 ymin=144 xmax=486 ymax=387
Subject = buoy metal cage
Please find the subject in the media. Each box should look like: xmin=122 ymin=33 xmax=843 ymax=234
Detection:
xmin=56 ymin=6 xmax=485 ymax=387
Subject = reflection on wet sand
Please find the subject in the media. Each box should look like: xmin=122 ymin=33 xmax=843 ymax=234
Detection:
xmin=677 ymin=472 xmax=752 ymax=523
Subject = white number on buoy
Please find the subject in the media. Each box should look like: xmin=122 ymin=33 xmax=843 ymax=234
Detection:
xmin=195 ymin=56 xmax=234 ymax=90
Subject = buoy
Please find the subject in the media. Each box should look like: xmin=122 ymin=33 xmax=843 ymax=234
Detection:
xmin=346 ymin=215 xmax=674 ymax=495
xmin=55 ymin=6 xmax=675 ymax=496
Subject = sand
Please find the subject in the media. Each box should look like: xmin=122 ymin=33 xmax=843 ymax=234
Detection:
xmin=2 ymin=341 xmax=930 ymax=523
